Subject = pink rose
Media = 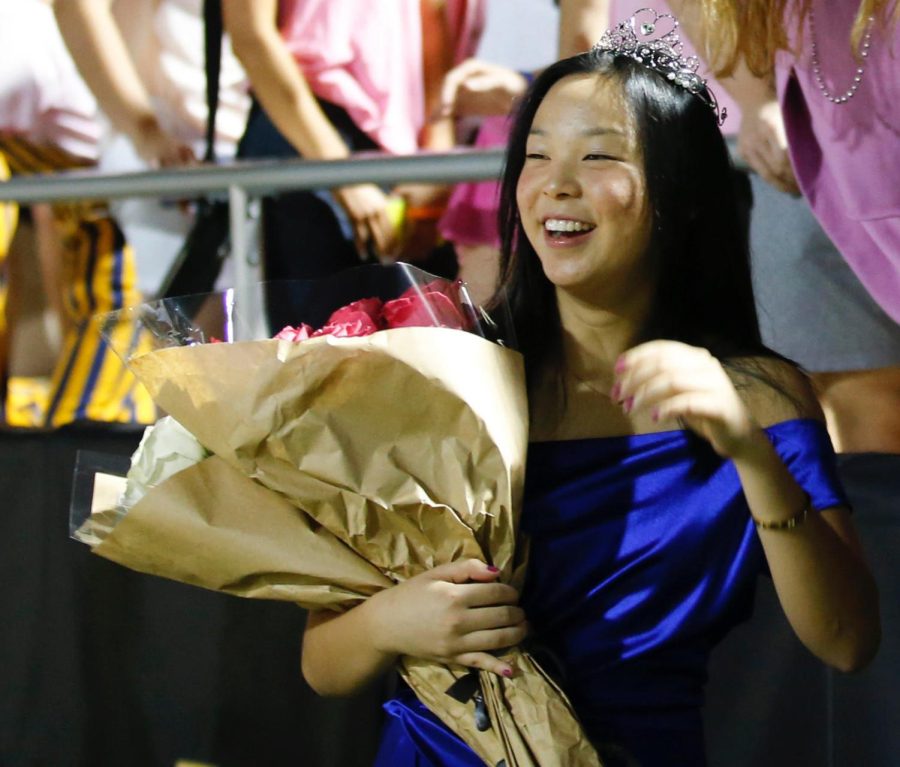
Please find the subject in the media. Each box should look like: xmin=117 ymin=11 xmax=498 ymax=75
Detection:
xmin=274 ymin=324 xmax=314 ymax=342
xmin=383 ymin=280 xmax=469 ymax=330
xmin=325 ymin=297 xmax=384 ymax=328
xmin=312 ymin=312 xmax=380 ymax=338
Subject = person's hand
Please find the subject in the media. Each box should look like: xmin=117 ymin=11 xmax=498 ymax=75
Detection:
xmin=437 ymin=58 xmax=530 ymax=119
xmin=334 ymin=183 xmax=401 ymax=260
xmin=131 ymin=116 xmax=197 ymax=168
xmin=613 ymin=341 xmax=760 ymax=459
xmin=736 ymin=100 xmax=800 ymax=196
xmin=364 ymin=558 xmax=527 ymax=677
xmin=391 ymin=183 xmax=450 ymax=262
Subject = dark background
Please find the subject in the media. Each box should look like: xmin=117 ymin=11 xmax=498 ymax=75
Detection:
xmin=1 ymin=431 xmax=896 ymax=766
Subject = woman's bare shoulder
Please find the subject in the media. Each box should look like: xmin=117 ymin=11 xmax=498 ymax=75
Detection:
xmin=725 ymin=355 xmax=824 ymax=428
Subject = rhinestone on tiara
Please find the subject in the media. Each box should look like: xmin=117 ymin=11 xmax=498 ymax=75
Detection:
xmin=593 ymin=8 xmax=727 ymax=126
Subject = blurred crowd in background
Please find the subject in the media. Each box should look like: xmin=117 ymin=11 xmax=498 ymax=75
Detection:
xmin=2 ymin=0 xmax=897 ymax=451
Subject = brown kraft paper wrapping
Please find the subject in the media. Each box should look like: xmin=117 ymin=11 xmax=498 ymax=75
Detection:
xmin=87 ymin=327 xmax=603 ymax=766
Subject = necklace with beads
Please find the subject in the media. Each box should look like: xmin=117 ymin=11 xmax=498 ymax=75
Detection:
xmin=808 ymin=7 xmax=875 ymax=104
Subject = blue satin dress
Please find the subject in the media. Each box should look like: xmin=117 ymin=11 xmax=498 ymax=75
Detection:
xmin=374 ymin=419 xmax=848 ymax=766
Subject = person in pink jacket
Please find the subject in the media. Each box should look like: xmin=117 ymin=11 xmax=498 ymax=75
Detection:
xmin=671 ymin=0 xmax=900 ymax=456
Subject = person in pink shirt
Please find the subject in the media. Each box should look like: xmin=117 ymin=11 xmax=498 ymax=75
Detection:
xmin=671 ymin=0 xmax=900 ymax=457
xmin=224 ymin=0 xmax=485 ymax=281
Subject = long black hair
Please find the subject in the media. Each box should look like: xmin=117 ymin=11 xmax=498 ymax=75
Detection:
xmin=495 ymin=49 xmax=773 ymax=385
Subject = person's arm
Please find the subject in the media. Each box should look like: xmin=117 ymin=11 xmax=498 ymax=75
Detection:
xmin=419 ymin=0 xmax=457 ymax=151
xmin=730 ymin=418 xmax=879 ymax=671
xmin=435 ymin=0 xmax=614 ymax=121
xmin=222 ymin=0 xmax=348 ymax=162
xmin=223 ymin=0 xmax=396 ymax=257
xmin=301 ymin=559 xmax=528 ymax=696
xmin=665 ymin=0 xmax=799 ymax=194
xmin=53 ymin=0 xmax=195 ymax=167
xmin=718 ymin=63 xmax=800 ymax=195
xmin=557 ymin=0 xmax=610 ymax=57
xmin=436 ymin=59 xmax=531 ymax=120
xmin=389 ymin=0 xmax=459 ymax=262
xmin=614 ymin=341 xmax=880 ymax=672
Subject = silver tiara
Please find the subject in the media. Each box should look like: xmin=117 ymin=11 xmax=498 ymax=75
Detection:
xmin=593 ymin=8 xmax=727 ymax=126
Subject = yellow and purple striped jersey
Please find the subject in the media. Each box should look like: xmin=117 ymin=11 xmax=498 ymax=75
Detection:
xmin=0 ymin=137 xmax=156 ymax=429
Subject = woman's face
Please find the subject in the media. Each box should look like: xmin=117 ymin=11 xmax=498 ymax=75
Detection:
xmin=516 ymin=73 xmax=653 ymax=304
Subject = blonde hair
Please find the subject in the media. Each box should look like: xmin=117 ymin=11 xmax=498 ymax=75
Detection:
xmin=698 ymin=0 xmax=899 ymax=78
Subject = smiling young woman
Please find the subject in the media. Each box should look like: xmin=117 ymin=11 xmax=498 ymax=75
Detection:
xmin=491 ymin=39 xmax=879 ymax=765
xmin=301 ymin=14 xmax=881 ymax=767
xmin=516 ymin=74 xmax=654 ymax=310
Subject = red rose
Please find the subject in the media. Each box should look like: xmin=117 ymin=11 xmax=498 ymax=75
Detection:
xmin=274 ymin=324 xmax=314 ymax=342
xmin=325 ymin=297 xmax=384 ymax=328
xmin=383 ymin=281 xmax=469 ymax=330
xmin=312 ymin=312 xmax=380 ymax=338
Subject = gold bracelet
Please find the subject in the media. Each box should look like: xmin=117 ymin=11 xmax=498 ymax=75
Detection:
xmin=752 ymin=502 xmax=810 ymax=531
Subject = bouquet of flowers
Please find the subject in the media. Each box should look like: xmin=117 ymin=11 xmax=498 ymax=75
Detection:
xmin=70 ymin=263 xmax=603 ymax=766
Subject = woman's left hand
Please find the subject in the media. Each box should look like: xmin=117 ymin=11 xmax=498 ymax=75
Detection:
xmin=613 ymin=340 xmax=760 ymax=458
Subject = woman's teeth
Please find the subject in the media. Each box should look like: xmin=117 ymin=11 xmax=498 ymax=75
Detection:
xmin=544 ymin=219 xmax=594 ymax=234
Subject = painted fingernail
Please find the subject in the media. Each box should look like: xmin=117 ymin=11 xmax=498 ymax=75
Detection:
xmin=615 ymin=357 xmax=627 ymax=373
xmin=651 ymin=407 xmax=659 ymax=422
xmin=623 ymin=396 xmax=634 ymax=413
xmin=486 ymin=565 xmax=500 ymax=573
xmin=610 ymin=383 xmax=622 ymax=400
xmin=502 ymin=667 xmax=514 ymax=678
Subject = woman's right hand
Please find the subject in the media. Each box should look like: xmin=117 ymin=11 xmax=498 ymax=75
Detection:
xmin=364 ymin=558 xmax=528 ymax=677
xmin=334 ymin=183 xmax=400 ymax=261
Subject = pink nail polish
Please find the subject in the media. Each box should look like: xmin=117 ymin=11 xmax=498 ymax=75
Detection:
xmin=486 ymin=565 xmax=500 ymax=573
xmin=502 ymin=668 xmax=513 ymax=678
xmin=611 ymin=383 xmax=621 ymax=400
xmin=623 ymin=396 xmax=634 ymax=413
xmin=615 ymin=357 xmax=627 ymax=373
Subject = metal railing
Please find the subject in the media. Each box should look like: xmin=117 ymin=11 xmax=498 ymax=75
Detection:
xmin=0 ymin=141 xmax=743 ymax=295
xmin=0 ymin=148 xmax=508 ymax=295
xmin=0 ymin=149 xmax=507 ymax=203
